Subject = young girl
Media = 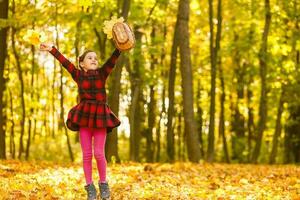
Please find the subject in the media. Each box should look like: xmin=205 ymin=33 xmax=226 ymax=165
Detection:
xmin=40 ymin=43 xmax=121 ymax=200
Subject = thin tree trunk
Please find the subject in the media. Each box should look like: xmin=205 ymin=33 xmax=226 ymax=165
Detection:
xmin=25 ymin=43 xmax=36 ymax=160
xmin=247 ymin=83 xmax=255 ymax=162
xmin=0 ymin=0 xmax=9 ymax=159
xmin=155 ymin=72 xmax=166 ymax=162
xmin=52 ymin=41 xmax=57 ymax=138
xmin=129 ymin=82 xmax=140 ymax=161
xmin=252 ymin=0 xmax=271 ymax=163
xmin=94 ymin=27 xmax=106 ymax=61
xmin=231 ymin=30 xmax=246 ymax=162
xmin=177 ymin=112 xmax=182 ymax=160
xmin=33 ymin=93 xmax=41 ymax=141
xmin=207 ymin=0 xmax=216 ymax=162
xmin=167 ymin=19 xmax=179 ymax=162
xmin=156 ymin=110 xmax=162 ymax=162
xmin=128 ymin=28 xmax=143 ymax=162
xmin=177 ymin=0 xmax=201 ymax=162
xmin=207 ymin=0 xmax=223 ymax=162
xmin=55 ymin=5 xmax=74 ymax=162
xmin=11 ymin=26 xmax=26 ymax=160
xmin=246 ymin=0 xmax=255 ymax=163
xmin=214 ymin=0 xmax=230 ymax=163
xmin=74 ymin=16 xmax=83 ymax=143
xmin=8 ymin=90 xmax=15 ymax=159
xmin=155 ymin=23 xmax=167 ymax=162
xmin=146 ymin=85 xmax=155 ymax=162
xmin=145 ymin=26 xmax=157 ymax=163
xmin=196 ymin=80 xmax=204 ymax=157
xmin=269 ymin=89 xmax=284 ymax=164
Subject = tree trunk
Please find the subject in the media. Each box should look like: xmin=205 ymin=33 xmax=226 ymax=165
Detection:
xmin=105 ymin=0 xmax=131 ymax=164
xmin=251 ymin=0 xmax=271 ymax=163
xmin=214 ymin=0 xmax=229 ymax=163
xmin=196 ymin=80 xmax=204 ymax=157
xmin=55 ymin=5 xmax=74 ymax=162
xmin=156 ymin=75 xmax=165 ymax=162
xmin=207 ymin=0 xmax=216 ymax=162
xmin=284 ymin=14 xmax=300 ymax=164
xmin=177 ymin=112 xmax=183 ymax=160
xmin=8 ymin=90 xmax=15 ymax=159
xmin=25 ymin=43 xmax=36 ymax=160
xmin=207 ymin=0 xmax=223 ymax=162
xmin=11 ymin=26 xmax=26 ymax=160
xmin=230 ymin=23 xmax=246 ymax=162
xmin=219 ymin=62 xmax=230 ymax=163
xmin=269 ymin=90 xmax=284 ymax=164
xmin=145 ymin=27 xmax=157 ymax=163
xmin=246 ymin=0 xmax=255 ymax=163
xmin=128 ymin=28 xmax=143 ymax=161
xmin=167 ymin=19 xmax=179 ymax=162
xmin=155 ymin=23 xmax=167 ymax=162
xmin=177 ymin=0 xmax=201 ymax=162
xmin=247 ymin=83 xmax=255 ymax=162
xmin=52 ymin=39 xmax=57 ymax=138
xmin=0 ymin=0 xmax=9 ymax=159
xmin=74 ymin=16 xmax=83 ymax=143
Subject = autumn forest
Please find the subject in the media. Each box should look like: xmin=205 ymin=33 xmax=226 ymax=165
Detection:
xmin=0 ymin=0 xmax=300 ymax=198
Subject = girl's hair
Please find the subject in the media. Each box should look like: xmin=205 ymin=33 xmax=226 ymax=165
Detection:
xmin=78 ymin=50 xmax=95 ymax=70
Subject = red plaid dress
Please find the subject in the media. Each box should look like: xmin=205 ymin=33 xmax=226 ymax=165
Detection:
xmin=49 ymin=47 xmax=121 ymax=133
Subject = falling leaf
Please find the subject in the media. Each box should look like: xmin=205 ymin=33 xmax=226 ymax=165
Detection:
xmin=23 ymin=29 xmax=46 ymax=45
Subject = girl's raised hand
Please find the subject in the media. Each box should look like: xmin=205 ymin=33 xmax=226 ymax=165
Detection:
xmin=39 ymin=43 xmax=53 ymax=51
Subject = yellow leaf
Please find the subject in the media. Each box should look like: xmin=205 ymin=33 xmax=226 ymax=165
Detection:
xmin=23 ymin=29 xmax=46 ymax=45
xmin=103 ymin=16 xmax=124 ymax=39
xmin=239 ymin=178 xmax=249 ymax=185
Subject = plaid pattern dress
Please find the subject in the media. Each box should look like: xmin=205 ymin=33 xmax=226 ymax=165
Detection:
xmin=49 ymin=47 xmax=121 ymax=133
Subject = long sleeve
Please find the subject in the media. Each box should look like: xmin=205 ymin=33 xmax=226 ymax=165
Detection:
xmin=99 ymin=48 xmax=121 ymax=80
xmin=49 ymin=46 xmax=80 ymax=82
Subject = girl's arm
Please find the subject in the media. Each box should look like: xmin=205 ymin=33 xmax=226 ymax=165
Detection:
xmin=40 ymin=43 xmax=80 ymax=82
xmin=100 ymin=48 xmax=121 ymax=80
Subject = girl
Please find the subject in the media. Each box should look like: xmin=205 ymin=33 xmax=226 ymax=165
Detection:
xmin=40 ymin=42 xmax=121 ymax=200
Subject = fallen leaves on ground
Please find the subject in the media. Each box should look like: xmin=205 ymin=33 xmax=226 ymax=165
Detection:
xmin=0 ymin=160 xmax=299 ymax=199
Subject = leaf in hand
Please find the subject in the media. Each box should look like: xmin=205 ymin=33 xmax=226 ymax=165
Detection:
xmin=103 ymin=16 xmax=124 ymax=39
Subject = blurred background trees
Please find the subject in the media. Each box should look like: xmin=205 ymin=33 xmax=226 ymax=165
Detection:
xmin=0 ymin=0 xmax=299 ymax=164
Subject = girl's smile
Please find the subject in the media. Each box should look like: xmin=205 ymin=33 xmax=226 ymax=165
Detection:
xmin=80 ymin=52 xmax=99 ymax=71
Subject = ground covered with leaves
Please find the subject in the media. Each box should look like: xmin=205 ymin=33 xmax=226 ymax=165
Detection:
xmin=0 ymin=160 xmax=299 ymax=199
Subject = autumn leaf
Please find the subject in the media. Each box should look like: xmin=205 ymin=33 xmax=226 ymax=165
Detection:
xmin=1 ymin=160 xmax=300 ymax=199
xmin=103 ymin=16 xmax=125 ymax=39
xmin=23 ymin=29 xmax=46 ymax=45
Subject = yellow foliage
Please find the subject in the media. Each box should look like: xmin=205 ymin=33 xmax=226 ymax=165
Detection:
xmin=23 ymin=29 xmax=46 ymax=46
xmin=0 ymin=160 xmax=299 ymax=199
xmin=103 ymin=16 xmax=125 ymax=39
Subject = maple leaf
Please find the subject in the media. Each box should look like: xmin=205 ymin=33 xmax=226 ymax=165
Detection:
xmin=23 ymin=29 xmax=46 ymax=45
xmin=103 ymin=16 xmax=125 ymax=39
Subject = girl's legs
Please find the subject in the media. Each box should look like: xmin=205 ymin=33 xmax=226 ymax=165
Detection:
xmin=79 ymin=127 xmax=93 ymax=185
xmin=93 ymin=128 xmax=107 ymax=183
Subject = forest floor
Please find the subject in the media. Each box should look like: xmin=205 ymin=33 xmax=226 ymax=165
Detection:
xmin=0 ymin=160 xmax=299 ymax=199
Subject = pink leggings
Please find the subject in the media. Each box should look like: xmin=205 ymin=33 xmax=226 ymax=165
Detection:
xmin=79 ymin=127 xmax=107 ymax=185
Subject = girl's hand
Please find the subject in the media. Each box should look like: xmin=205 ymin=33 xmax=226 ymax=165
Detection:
xmin=39 ymin=43 xmax=53 ymax=51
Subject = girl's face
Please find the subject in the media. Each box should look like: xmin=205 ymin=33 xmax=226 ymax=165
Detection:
xmin=79 ymin=52 xmax=99 ymax=71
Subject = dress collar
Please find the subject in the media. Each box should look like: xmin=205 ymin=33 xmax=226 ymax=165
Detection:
xmin=83 ymin=69 xmax=99 ymax=75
